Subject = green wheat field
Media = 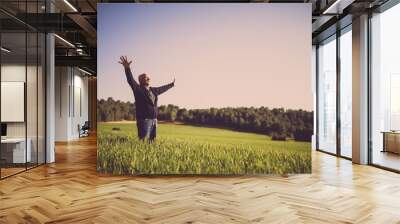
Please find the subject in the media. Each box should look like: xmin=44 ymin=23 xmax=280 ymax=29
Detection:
xmin=97 ymin=122 xmax=311 ymax=175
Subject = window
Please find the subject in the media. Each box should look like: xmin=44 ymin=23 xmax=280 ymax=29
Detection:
xmin=317 ymin=35 xmax=337 ymax=154
xmin=370 ymin=2 xmax=400 ymax=171
xmin=0 ymin=1 xmax=46 ymax=179
xmin=339 ymin=27 xmax=352 ymax=158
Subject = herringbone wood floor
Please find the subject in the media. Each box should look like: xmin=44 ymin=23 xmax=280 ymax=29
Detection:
xmin=1 ymin=135 xmax=400 ymax=224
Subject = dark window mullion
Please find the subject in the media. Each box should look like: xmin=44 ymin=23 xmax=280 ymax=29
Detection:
xmin=336 ymin=29 xmax=341 ymax=157
xmin=367 ymin=11 xmax=373 ymax=165
xmin=36 ymin=0 xmax=39 ymax=167
xmin=316 ymin=44 xmax=320 ymax=151
xmin=24 ymin=0 xmax=28 ymax=171
xmin=44 ymin=0 xmax=48 ymax=165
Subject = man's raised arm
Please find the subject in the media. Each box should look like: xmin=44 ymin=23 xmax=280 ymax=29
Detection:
xmin=152 ymin=78 xmax=175 ymax=96
xmin=119 ymin=56 xmax=139 ymax=90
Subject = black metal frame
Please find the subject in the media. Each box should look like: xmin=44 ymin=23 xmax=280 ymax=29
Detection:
xmin=336 ymin=23 xmax=341 ymax=157
xmin=315 ymin=44 xmax=319 ymax=151
xmin=0 ymin=0 xmax=47 ymax=180
xmin=367 ymin=10 xmax=373 ymax=166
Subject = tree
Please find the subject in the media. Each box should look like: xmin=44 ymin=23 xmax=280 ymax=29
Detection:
xmin=97 ymin=98 xmax=314 ymax=142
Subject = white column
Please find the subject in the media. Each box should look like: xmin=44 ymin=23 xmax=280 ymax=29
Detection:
xmin=352 ymin=14 xmax=369 ymax=164
xmin=46 ymin=33 xmax=55 ymax=163
xmin=45 ymin=0 xmax=56 ymax=163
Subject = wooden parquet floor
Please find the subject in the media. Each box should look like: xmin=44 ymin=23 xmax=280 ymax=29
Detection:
xmin=1 ymin=135 xmax=400 ymax=224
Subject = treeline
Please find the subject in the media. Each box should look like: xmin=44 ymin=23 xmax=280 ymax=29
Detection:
xmin=97 ymin=97 xmax=313 ymax=142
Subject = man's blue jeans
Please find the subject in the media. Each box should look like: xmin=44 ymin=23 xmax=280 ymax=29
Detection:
xmin=136 ymin=119 xmax=157 ymax=141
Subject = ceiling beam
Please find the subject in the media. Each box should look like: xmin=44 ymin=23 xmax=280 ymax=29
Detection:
xmin=322 ymin=0 xmax=356 ymax=14
xmin=67 ymin=13 xmax=97 ymax=46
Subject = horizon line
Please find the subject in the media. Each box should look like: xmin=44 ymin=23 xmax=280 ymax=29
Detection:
xmin=97 ymin=97 xmax=314 ymax=112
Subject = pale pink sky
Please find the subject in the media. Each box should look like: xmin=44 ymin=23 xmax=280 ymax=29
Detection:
xmin=98 ymin=4 xmax=312 ymax=110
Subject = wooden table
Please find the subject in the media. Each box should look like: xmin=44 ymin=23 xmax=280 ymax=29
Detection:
xmin=381 ymin=131 xmax=400 ymax=154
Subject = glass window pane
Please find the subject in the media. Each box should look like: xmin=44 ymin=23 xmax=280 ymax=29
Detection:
xmin=27 ymin=31 xmax=38 ymax=169
xmin=318 ymin=36 xmax=337 ymax=154
xmin=340 ymin=28 xmax=352 ymax=158
xmin=1 ymin=31 xmax=27 ymax=177
xmin=38 ymin=33 xmax=45 ymax=165
xmin=0 ymin=1 xmax=46 ymax=179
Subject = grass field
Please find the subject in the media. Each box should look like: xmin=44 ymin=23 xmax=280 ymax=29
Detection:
xmin=97 ymin=122 xmax=311 ymax=175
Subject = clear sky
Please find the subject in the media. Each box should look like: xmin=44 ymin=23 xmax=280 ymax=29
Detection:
xmin=98 ymin=3 xmax=312 ymax=110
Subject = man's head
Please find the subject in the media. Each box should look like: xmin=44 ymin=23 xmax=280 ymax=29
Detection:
xmin=138 ymin=73 xmax=150 ymax=87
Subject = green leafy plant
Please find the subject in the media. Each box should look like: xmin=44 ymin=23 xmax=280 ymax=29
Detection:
xmin=97 ymin=123 xmax=311 ymax=175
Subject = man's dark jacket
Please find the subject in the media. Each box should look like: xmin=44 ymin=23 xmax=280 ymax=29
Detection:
xmin=124 ymin=67 xmax=174 ymax=120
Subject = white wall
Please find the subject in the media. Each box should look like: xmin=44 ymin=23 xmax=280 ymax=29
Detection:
xmin=74 ymin=70 xmax=89 ymax=139
xmin=1 ymin=65 xmax=26 ymax=136
xmin=55 ymin=67 xmax=89 ymax=141
xmin=1 ymin=65 xmax=38 ymax=137
xmin=55 ymin=67 xmax=70 ymax=141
